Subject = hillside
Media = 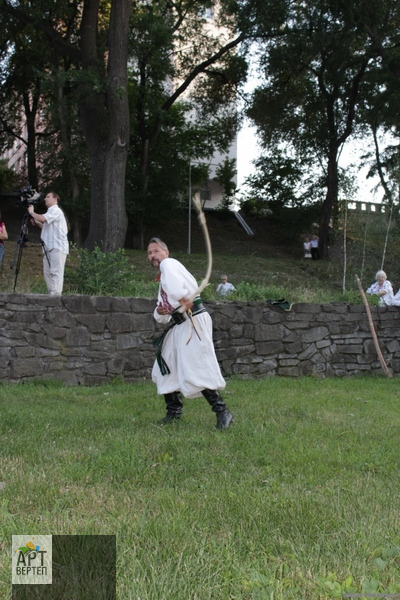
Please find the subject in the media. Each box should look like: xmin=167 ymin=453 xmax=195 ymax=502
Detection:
xmin=0 ymin=200 xmax=347 ymax=298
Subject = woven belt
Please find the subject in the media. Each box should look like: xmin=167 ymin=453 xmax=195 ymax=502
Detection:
xmin=171 ymin=298 xmax=206 ymax=324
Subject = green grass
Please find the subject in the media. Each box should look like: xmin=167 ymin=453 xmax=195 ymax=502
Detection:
xmin=59 ymin=247 xmax=376 ymax=304
xmin=1 ymin=377 xmax=400 ymax=598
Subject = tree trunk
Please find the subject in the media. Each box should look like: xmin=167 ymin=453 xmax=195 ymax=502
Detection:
xmin=23 ymin=90 xmax=39 ymax=190
xmin=78 ymin=0 xmax=131 ymax=251
xmin=319 ymin=146 xmax=339 ymax=259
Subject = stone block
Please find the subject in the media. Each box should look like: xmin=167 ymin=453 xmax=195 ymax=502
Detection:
xmin=132 ymin=314 xmax=155 ymax=331
xmin=284 ymin=342 xmax=303 ymax=353
xmin=255 ymin=341 xmax=283 ymax=355
xmin=218 ymin=304 xmax=237 ymax=319
xmin=212 ymin=312 xmax=237 ymax=330
xmin=292 ymin=303 xmax=321 ymax=313
xmin=301 ymin=326 xmax=329 ymax=343
xmin=47 ymin=309 xmax=76 ymax=327
xmin=284 ymin=321 xmax=309 ymax=329
xmin=24 ymin=333 xmax=61 ymax=350
xmin=84 ymin=362 xmax=107 ymax=375
xmin=43 ymin=326 xmax=67 ymax=340
xmin=10 ymin=358 xmax=43 ymax=378
xmin=65 ymin=326 xmax=91 ymax=347
xmin=129 ymin=297 xmax=155 ymax=313
xmin=116 ymin=334 xmax=139 ymax=350
xmin=262 ymin=311 xmax=282 ymax=324
xmin=322 ymin=303 xmax=349 ymax=313
xmin=386 ymin=340 xmax=400 ymax=353
xmin=236 ymin=354 xmax=263 ymax=364
xmin=280 ymin=358 xmax=299 ymax=366
xmin=298 ymin=361 xmax=314 ymax=375
xmin=107 ymin=357 xmax=125 ymax=374
xmin=236 ymin=306 xmax=265 ymax=324
xmin=316 ymin=340 xmax=331 ymax=349
xmin=254 ymin=324 xmax=283 ymax=342
xmin=298 ymin=344 xmax=317 ymax=359
xmin=277 ymin=366 xmax=300 ymax=376
xmin=62 ymin=295 xmax=96 ymax=314
xmin=106 ymin=314 xmax=133 ymax=334
xmin=337 ymin=344 xmax=363 ymax=354
xmin=75 ymin=315 xmax=106 ymax=333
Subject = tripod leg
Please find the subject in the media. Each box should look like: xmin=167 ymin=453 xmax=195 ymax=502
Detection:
xmin=8 ymin=212 xmax=29 ymax=292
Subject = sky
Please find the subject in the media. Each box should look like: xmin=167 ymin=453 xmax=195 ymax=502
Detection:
xmin=236 ymin=121 xmax=382 ymax=204
xmin=235 ymin=59 xmax=383 ymax=204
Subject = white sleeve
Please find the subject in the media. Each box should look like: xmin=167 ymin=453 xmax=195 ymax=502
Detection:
xmin=384 ymin=281 xmax=394 ymax=296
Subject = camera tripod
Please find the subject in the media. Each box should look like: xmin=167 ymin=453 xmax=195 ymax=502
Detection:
xmin=8 ymin=210 xmax=50 ymax=292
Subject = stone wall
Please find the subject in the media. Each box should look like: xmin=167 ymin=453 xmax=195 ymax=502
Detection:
xmin=0 ymin=293 xmax=399 ymax=384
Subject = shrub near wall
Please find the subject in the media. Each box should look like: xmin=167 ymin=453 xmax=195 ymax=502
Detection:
xmin=0 ymin=294 xmax=399 ymax=384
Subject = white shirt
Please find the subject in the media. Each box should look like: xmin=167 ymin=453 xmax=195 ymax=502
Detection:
xmin=216 ymin=282 xmax=235 ymax=296
xmin=41 ymin=205 xmax=69 ymax=254
xmin=151 ymin=256 xmax=226 ymax=397
xmin=154 ymin=257 xmax=198 ymax=323
xmin=366 ymin=280 xmax=394 ymax=306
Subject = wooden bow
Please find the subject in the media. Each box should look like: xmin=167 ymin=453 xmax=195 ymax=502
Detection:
xmin=177 ymin=192 xmax=212 ymax=313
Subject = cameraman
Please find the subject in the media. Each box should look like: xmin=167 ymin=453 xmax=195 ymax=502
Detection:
xmin=28 ymin=192 xmax=69 ymax=296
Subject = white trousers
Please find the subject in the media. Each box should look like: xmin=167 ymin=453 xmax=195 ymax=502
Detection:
xmin=43 ymin=248 xmax=67 ymax=295
xmin=152 ymin=312 xmax=226 ymax=399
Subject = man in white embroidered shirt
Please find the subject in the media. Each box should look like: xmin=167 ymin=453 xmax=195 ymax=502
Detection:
xmin=28 ymin=192 xmax=69 ymax=296
xmin=148 ymin=237 xmax=233 ymax=430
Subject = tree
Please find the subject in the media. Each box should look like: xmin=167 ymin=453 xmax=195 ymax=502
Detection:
xmin=247 ymin=0 xmax=377 ymax=258
xmin=1 ymin=0 xmax=250 ymax=251
xmin=126 ymin=0 xmax=246 ymax=247
xmin=1 ymin=0 xmax=132 ymax=250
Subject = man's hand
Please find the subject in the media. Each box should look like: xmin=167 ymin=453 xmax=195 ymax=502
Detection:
xmin=178 ymin=297 xmax=193 ymax=312
xmin=156 ymin=303 xmax=169 ymax=315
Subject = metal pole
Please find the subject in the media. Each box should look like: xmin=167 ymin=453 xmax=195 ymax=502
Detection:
xmin=188 ymin=160 xmax=192 ymax=254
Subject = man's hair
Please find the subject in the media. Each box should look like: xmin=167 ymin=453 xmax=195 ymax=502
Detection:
xmin=148 ymin=237 xmax=168 ymax=251
xmin=49 ymin=192 xmax=60 ymax=204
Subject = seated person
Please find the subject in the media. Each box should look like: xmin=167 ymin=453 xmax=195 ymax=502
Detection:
xmin=390 ymin=287 xmax=400 ymax=306
xmin=366 ymin=270 xmax=394 ymax=306
xmin=216 ymin=274 xmax=235 ymax=297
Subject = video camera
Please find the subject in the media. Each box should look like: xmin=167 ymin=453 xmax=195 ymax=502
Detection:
xmin=16 ymin=185 xmax=41 ymax=208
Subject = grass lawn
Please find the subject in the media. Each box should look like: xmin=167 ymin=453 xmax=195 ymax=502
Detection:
xmin=1 ymin=377 xmax=400 ymax=599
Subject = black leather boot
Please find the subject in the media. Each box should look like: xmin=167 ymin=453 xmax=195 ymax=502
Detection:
xmin=201 ymin=389 xmax=233 ymax=430
xmin=159 ymin=392 xmax=183 ymax=424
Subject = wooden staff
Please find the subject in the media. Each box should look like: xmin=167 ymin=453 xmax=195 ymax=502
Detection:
xmin=355 ymin=274 xmax=393 ymax=378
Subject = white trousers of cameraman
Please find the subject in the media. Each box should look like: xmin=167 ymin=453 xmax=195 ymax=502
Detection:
xmin=43 ymin=248 xmax=67 ymax=296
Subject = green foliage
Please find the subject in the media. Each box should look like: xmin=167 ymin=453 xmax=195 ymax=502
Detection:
xmin=213 ymin=157 xmax=237 ymax=210
xmin=0 ymin=160 xmax=18 ymax=194
xmin=229 ymin=280 xmax=289 ymax=302
xmin=67 ymin=246 xmax=135 ymax=296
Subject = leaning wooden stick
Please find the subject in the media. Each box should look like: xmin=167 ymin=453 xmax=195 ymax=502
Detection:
xmin=355 ymin=274 xmax=393 ymax=378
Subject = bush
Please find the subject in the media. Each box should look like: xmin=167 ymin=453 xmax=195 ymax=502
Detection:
xmin=67 ymin=246 xmax=135 ymax=296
